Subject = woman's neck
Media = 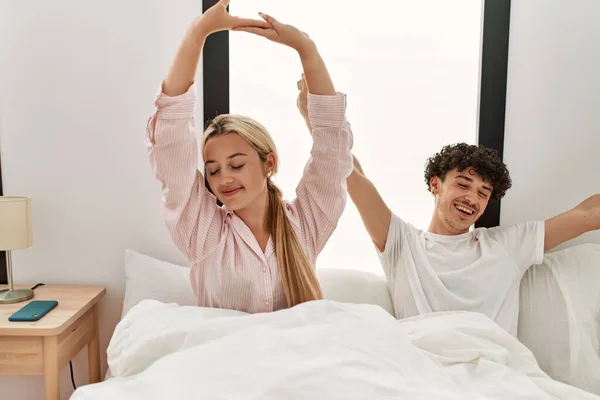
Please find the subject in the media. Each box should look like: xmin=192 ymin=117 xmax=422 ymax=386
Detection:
xmin=235 ymin=189 xmax=270 ymax=248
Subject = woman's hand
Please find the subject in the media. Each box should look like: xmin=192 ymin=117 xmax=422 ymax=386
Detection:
xmin=192 ymin=0 xmax=270 ymax=38
xmin=233 ymin=13 xmax=315 ymax=56
xmin=235 ymin=11 xmax=335 ymax=96
xmin=164 ymin=0 xmax=267 ymax=96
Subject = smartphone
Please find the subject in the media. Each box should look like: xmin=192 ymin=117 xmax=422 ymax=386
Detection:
xmin=8 ymin=300 xmax=58 ymax=322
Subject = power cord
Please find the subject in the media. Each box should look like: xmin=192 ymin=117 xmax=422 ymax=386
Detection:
xmin=31 ymin=283 xmax=77 ymax=390
xmin=70 ymin=361 xmax=77 ymax=390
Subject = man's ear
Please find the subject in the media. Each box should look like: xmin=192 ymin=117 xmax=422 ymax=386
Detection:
xmin=429 ymin=176 xmax=440 ymax=194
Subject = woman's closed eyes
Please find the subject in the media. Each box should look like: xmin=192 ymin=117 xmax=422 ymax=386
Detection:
xmin=207 ymin=164 xmax=246 ymax=176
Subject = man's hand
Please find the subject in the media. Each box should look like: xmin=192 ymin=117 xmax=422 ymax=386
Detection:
xmin=296 ymin=73 xmax=312 ymax=132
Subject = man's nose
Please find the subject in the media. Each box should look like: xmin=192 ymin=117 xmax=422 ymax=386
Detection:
xmin=463 ymin=192 xmax=478 ymax=207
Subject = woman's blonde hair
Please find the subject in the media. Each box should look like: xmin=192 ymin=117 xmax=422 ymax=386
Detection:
xmin=202 ymin=114 xmax=323 ymax=307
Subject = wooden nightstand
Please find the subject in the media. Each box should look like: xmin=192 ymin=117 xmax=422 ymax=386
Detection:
xmin=0 ymin=285 xmax=106 ymax=400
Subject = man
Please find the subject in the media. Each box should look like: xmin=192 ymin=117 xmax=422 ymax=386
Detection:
xmin=297 ymin=75 xmax=600 ymax=336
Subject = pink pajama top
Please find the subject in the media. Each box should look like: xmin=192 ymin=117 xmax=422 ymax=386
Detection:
xmin=145 ymin=82 xmax=353 ymax=313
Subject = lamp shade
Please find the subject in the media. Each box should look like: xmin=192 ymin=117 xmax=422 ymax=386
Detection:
xmin=0 ymin=196 xmax=33 ymax=250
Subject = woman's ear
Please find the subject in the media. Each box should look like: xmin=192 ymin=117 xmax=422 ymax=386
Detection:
xmin=265 ymin=152 xmax=277 ymax=177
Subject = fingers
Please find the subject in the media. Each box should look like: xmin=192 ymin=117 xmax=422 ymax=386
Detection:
xmin=234 ymin=17 xmax=271 ymax=29
xmin=299 ymin=73 xmax=308 ymax=91
xmin=297 ymin=75 xmax=307 ymax=92
xmin=258 ymin=12 xmax=279 ymax=27
xmin=232 ymin=26 xmax=276 ymax=40
xmin=219 ymin=0 xmax=230 ymax=7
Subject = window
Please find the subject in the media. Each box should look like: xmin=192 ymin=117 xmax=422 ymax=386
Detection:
xmin=229 ymin=1 xmax=484 ymax=274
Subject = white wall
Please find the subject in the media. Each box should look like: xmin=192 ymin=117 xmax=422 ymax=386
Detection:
xmin=502 ymin=0 xmax=600 ymax=249
xmin=0 ymin=1 xmax=204 ymax=398
xmin=0 ymin=3 xmax=482 ymax=397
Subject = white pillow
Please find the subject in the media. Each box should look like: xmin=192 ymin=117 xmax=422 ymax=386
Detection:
xmin=518 ymin=243 xmax=600 ymax=395
xmin=316 ymin=268 xmax=394 ymax=316
xmin=122 ymin=249 xmax=195 ymax=317
xmin=122 ymin=249 xmax=394 ymax=317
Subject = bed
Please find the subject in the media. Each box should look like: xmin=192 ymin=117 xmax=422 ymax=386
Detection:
xmin=70 ymin=244 xmax=600 ymax=399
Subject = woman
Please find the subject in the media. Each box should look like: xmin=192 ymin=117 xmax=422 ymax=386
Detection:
xmin=145 ymin=0 xmax=354 ymax=313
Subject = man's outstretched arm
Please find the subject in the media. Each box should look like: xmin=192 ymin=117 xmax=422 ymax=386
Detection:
xmin=544 ymin=193 xmax=600 ymax=251
xmin=346 ymin=156 xmax=393 ymax=252
xmin=296 ymin=74 xmax=392 ymax=252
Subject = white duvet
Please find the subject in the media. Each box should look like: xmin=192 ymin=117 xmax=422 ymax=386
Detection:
xmin=71 ymin=300 xmax=598 ymax=399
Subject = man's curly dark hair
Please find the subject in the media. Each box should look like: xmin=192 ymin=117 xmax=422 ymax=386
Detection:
xmin=424 ymin=143 xmax=512 ymax=200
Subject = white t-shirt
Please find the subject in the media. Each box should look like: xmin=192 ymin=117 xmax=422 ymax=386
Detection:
xmin=378 ymin=213 xmax=545 ymax=337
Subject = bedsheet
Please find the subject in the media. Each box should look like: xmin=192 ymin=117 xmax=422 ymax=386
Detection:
xmin=71 ymin=300 xmax=599 ymax=399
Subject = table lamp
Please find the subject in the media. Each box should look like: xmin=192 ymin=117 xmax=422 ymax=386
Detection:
xmin=0 ymin=196 xmax=34 ymax=304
